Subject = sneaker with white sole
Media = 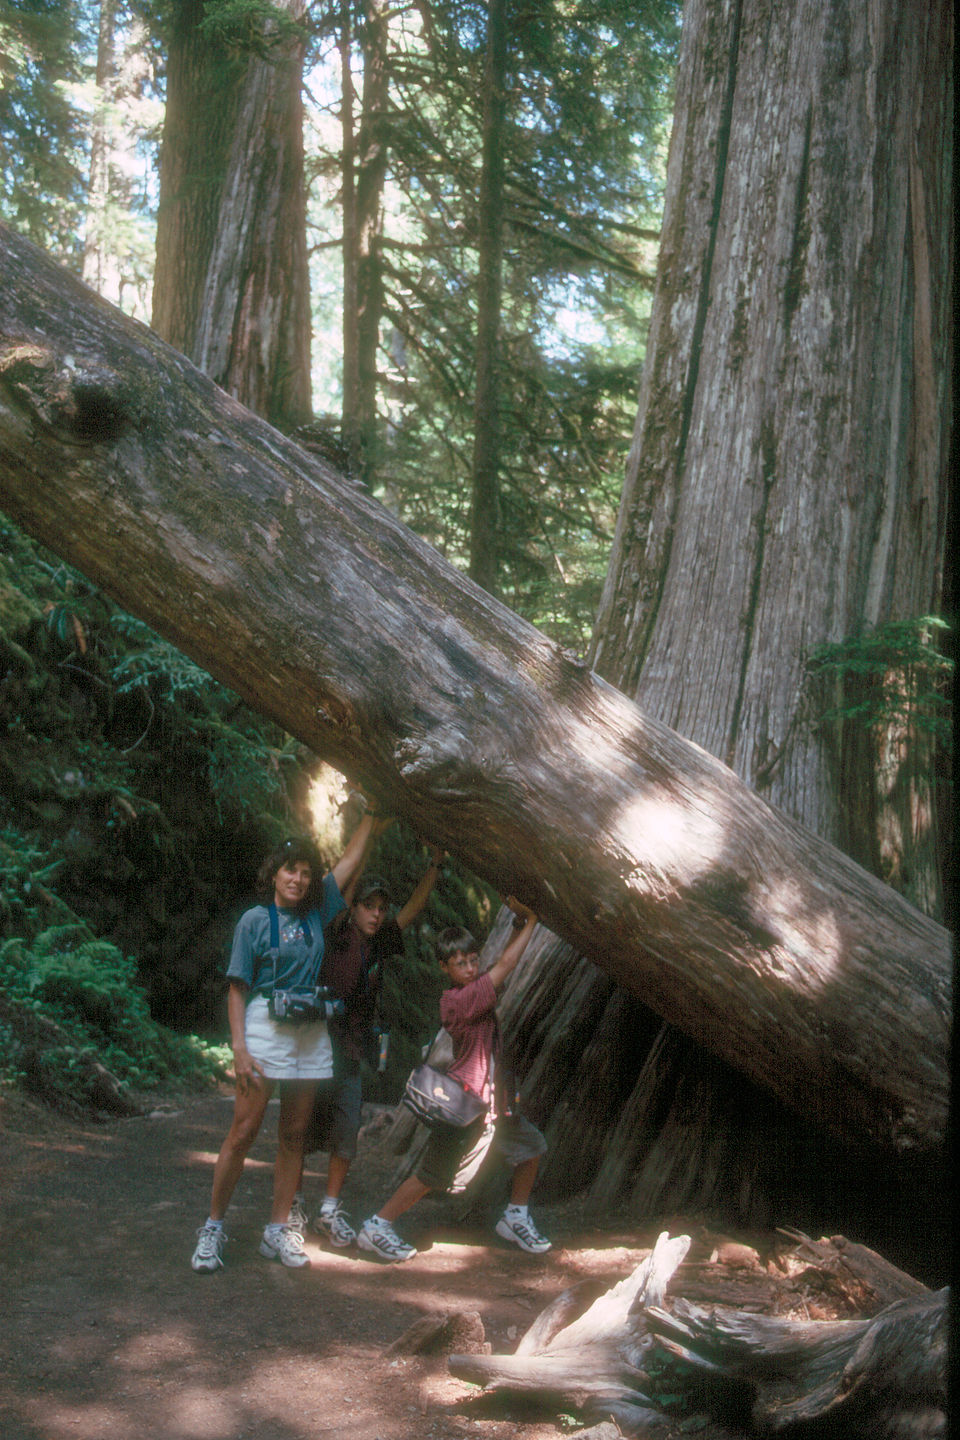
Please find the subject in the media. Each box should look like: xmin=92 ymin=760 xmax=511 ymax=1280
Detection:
xmin=191 ymin=1222 xmax=226 ymax=1272
xmin=495 ymin=1211 xmax=552 ymax=1254
xmin=288 ymin=1196 xmax=309 ymax=1230
xmin=313 ymin=1204 xmax=357 ymax=1248
xmin=357 ymin=1216 xmax=417 ymax=1262
xmin=259 ymin=1224 xmax=310 ymax=1267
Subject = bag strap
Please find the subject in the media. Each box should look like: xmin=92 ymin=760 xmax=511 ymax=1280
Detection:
xmin=267 ymin=903 xmax=314 ymax=989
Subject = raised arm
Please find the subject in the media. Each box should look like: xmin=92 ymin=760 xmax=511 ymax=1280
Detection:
xmin=337 ymin=811 xmax=393 ymax=904
xmin=485 ymin=897 xmax=538 ymax=992
xmin=330 ymin=808 xmax=382 ymax=894
xmin=395 ymin=844 xmax=444 ymax=930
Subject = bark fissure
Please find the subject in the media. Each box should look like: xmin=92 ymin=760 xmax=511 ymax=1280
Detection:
xmin=725 ymin=413 xmax=776 ymax=769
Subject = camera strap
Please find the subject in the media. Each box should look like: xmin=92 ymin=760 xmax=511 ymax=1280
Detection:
xmin=267 ymin=903 xmax=314 ymax=991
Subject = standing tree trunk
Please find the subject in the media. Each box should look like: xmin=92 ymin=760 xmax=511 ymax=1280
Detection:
xmin=354 ymin=0 xmax=390 ymax=492
xmin=151 ymin=0 xmax=312 ymax=431
xmin=468 ymin=0 xmax=507 ymax=594
xmin=82 ymin=0 xmax=119 ymax=298
xmin=0 ymin=223 xmax=950 ymax=1169
xmin=590 ymin=0 xmax=952 ymax=918
xmin=340 ymin=0 xmax=390 ymax=488
xmin=490 ymin=0 xmax=952 ymax=1256
xmin=340 ymin=0 xmax=361 ymax=473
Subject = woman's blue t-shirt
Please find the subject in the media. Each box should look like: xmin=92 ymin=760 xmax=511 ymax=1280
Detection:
xmin=226 ymin=873 xmax=346 ymax=998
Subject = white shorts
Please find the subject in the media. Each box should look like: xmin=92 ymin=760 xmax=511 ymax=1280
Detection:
xmin=244 ymin=995 xmax=334 ymax=1080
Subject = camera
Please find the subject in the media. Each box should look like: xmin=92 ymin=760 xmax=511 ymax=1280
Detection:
xmin=268 ymin=986 xmax=346 ymax=1025
xmin=315 ymin=986 xmax=346 ymax=1021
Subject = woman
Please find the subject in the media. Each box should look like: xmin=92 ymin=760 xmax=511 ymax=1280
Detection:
xmin=191 ymin=818 xmax=374 ymax=1272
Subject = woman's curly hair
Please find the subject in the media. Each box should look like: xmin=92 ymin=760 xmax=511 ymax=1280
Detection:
xmin=255 ymin=838 xmax=327 ymax=911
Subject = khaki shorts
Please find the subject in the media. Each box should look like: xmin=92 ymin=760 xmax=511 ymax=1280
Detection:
xmin=244 ymin=994 xmax=334 ymax=1080
xmin=416 ymin=1113 xmax=547 ymax=1193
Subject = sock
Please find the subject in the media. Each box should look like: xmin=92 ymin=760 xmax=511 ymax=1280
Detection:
xmin=293 ymin=1191 xmax=305 ymax=1206
xmin=205 ymin=1217 xmax=224 ymax=1231
xmin=505 ymin=1204 xmax=529 ymax=1220
xmin=264 ymin=1220 xmax=284 ymax=1236
xmin=321 ymin=1196 xmax=338 ymax=1214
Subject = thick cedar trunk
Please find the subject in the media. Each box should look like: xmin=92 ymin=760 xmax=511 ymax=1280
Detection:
xmin=151 ymin=0 xmax=312 ymax=431
xmin=468 ymin=0 xmax=507 ymax=594
xmin=590 ymin=0 xmax=951 ymax=915
xmin=491 ymin=0 xmax=952 ymax=1237
xmin=0 ymin=223 xmax=950 ymax=1158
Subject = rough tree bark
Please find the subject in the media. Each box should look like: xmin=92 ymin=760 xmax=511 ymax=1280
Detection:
xmin=0 ymin=223 xmax=950 ymax=1158
xmin=488 ymin=0 xmax=952 ymax=1240
xmin=151 ymin=0 xmax=312 ymax=432
xmin=591 ymin=0 xmax=952 ymax=916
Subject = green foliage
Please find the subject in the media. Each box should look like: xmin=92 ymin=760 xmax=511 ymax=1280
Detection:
xmin=0 ymin=923 xmax=226 ymax=1106
xmin=806 ymin=617 xmax=953 ymax=745
xmin=307 ymin=0 xmax=679 ymax=648
xmin=0 ymin=0 xmax=92 ymax=256
xmin=197 ymin=0 xmax=307 ymax=54
xmin=0 ymin=512 xmax=313 ymax=1037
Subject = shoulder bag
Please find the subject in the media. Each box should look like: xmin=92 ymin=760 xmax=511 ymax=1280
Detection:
xmin=402 ymin=1063 xmax=486 ymax=1128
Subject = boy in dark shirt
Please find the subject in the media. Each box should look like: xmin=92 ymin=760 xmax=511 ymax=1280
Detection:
xmin=357 ymin=897 xmax=550 ymax=1261
xmin=293 ymin=848 xmax=442 ymax=1245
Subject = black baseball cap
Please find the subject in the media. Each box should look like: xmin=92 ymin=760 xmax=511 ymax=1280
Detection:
xmin=354 ymin=874 xmax=391 ymax=904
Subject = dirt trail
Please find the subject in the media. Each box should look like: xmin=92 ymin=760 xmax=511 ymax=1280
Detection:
xmin=2 ymin=1087 xmax=717 ymax=1440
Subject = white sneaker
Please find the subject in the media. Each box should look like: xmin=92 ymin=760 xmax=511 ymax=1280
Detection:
xmin=259 ymin=1224 xmax=310 ymax=1267
xmin=495 ymin=1210 xmax=552 ymax=1254
xmin=289 ymin=1195 xmax=309 ymax=1230
xmin=313 ymin=1203 xmax=357 ymax=1248
xmin=191 ymin=1222 xmax=226 ymax=1272
xmin=357 ymin=1217 xmax=417 ymax=1262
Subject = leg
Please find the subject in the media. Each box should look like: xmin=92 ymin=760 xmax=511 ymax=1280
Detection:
xmin=209 ymin=1075 xmax=274 ymax=1220
xmin=494 ymin=1117 xmax=551 ymax=1253
xmin=508 ymin=1155 xmax=539 ymax=1206
xmin=270 ymin=1080 xmax=317 ymax=1223
xmin=325 ymin=1152 xmax=352 ymax=1200
xmin=377 ymin=1175 xmax=431 ymax=1223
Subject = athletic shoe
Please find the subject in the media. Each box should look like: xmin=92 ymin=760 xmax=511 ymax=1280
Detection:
xmin=288 ymin=1195 xmax=309 ymax=1230
xmin=259 ymin=1224 xmax=310 ymax=1267
xmin=357 ymin=1216 xmax=417 ymax=1262
xmin=191 ymin=1222 xmax=226 ymax=1272
xmin=313 ymin=1203 xmax=357 ymax=1248
xmin=495 ymin=1211 xmax=552 ymax=1254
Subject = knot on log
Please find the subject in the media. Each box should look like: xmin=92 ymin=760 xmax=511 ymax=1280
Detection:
xmin=0 ymin=339 xmax=145 ymax=445
xmin=394 ymin=729 xmax=518 ymax=807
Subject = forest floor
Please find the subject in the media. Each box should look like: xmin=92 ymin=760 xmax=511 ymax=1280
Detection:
xmin=0 ymin=1085 xmax=915 ymax=1440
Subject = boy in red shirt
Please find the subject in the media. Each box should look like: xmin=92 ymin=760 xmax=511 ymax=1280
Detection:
xmin=357 ymin=897 xmax=550 ymax=1261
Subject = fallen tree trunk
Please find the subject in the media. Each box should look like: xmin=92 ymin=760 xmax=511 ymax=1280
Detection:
xmin=0 ymin=223 xmax=950 ymax=1153
xmin=448 ymin=1232 xmax=947 ymax=1437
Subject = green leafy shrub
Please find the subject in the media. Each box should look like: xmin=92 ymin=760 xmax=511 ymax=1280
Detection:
xmin=0 ymin=924 xmax=227 ymax=1107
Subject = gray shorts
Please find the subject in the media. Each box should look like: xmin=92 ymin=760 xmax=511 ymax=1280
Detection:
xmin=302 ymin=1072 xmax=362 ymax=1160
xmin=415 ymin=1112 xmax=547 ymax=1193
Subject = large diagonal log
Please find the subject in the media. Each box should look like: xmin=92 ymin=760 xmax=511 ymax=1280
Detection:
xmin=0 ymin=224 xmax=950 ymax=1152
